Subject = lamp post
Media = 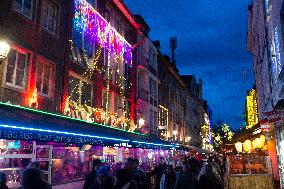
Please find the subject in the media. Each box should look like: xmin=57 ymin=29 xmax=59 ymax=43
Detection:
xmin=0 ymin=41 xmax=10 ymax=64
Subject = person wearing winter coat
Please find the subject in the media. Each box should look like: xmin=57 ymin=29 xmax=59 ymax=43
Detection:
xmin=174 ymin=164 xmax=196 ymax=189
xmin=197 ymin=164 xmax=223 ymax=189
xmin=113 ymin=169 xmax=138 ymax=189
xmin=160 ymin=165 xmax=177 ymax=189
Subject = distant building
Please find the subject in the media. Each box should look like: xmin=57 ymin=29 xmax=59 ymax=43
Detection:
xmin=135 ymin=15 xmax=159 ymax=136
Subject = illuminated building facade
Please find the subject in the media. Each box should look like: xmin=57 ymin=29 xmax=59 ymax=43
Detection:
xmin=247 ymin=0 xmax=284 ymax=186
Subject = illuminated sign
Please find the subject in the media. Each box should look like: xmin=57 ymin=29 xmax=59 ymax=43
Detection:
xmin=246 ymin=89 xmax=259 ymax=129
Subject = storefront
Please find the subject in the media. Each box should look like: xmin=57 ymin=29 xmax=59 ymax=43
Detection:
xmin=0 ymin=102 xmax=180 ymax=189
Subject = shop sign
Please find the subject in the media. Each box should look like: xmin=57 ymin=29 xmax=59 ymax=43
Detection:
xmin=0 ymin=129 xmax=103 ymax=145
xmin=246 ymin=89 xmax=259 ymax=129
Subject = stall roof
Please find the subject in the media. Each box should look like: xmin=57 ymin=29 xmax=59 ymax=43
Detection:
xmin=0 ymin=102 xmax=178 ymax=148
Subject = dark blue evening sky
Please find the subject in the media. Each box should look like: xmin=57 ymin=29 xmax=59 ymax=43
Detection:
xmin=125 ymin=0 xmax=255 ymax=130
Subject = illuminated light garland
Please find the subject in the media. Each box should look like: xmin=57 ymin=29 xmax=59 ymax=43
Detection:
xmin=73 ymin=0 xmax=132 ymax=66
xmin=0 ymin=101 xmax=146 ymax=136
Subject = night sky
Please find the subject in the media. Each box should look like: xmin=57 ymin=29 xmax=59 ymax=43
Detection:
xmin=124 ymin=0 xmax=255 ymax=130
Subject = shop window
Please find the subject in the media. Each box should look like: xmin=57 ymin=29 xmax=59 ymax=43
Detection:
xmin=36 ymin=60 xmax=54 ymax=96
xmin=6 ymin=48 xmax=29 ymax=89
xmin=41 ymin=0 xmax=59 ymax=34
xmin=12 ymin=0 xmax=33 ymax=18
xmin=68 ymin=75 xmax=92 ymax=106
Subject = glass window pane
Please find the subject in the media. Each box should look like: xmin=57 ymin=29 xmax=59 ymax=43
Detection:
xmin=42 ymin=78 xmax=49 ymax=95
xmin=44 ymin=64 xmax=51 ymax=79
xmin=68 ymin=77 xmax=80 ymax=103
xmin=23 ymin=0 xmax=32 ymax=17
xmin=6 ymin=66 xmax=15 ymax=84
xmin=17 ymin=52 xmax=27 ymax=70
xmin=7 ymin=49 xmax=17 ymax=67
xmin=84 ymin=34 xmax=94 ymax=57
xmin=12 ymin=0 xmax=22 ymax=12
xmin=81 ymin=82 xmax=92 ymax=106
xmin=41 ymin=0 xmax=48 ymax=28
xmin=15 ymin=70 xmax=25 ymax=87
xmin=36 ymin=62 xmax=43 ymax=92
xmin=72 ymin=30 xmax=83 ymax=49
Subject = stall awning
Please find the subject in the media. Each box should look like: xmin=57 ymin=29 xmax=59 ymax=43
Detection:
xmin=0 ymin=102 xmax=178 ymax=149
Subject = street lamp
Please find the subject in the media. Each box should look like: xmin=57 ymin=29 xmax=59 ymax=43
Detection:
xmin=0 ymin=41 xmax=10 ymax=64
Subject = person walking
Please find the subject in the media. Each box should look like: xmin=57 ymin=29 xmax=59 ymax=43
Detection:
xmin=0 ymin=172 xmax=9 ymax=189
xmin=132 ymin=159 xmax=148 ymax=189
xmin=20 ymin=168 xmax=51 ymax=189
xmin=197 ymin=164 xmax=223 ymax=189
xmin=153 ymin=157 xmax=167 ymax=189
xmin=91 ymin=166 xmax=113 ymax=189
xmin=113 ymin=169 xmax=137 ymax=189
xmin=160 ymin=165 xmax=177 ymax=189
xmin=174 ymin=164 xmax=196 ymax=189
xmin=83 ymin=159 xmax=103 ymax=189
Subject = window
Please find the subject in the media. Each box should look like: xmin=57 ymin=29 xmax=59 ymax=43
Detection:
xmin=6 ymin=48 xmax=29 ymax=88
xmin=149 ymin=77 xmax=157 ymax=106
xmin=12 ymin=0 xmax=33 ymax=18
xmin=36 ymin=61 xmax=53 ymax=96
xmin=68 ymin=76 xmax=92 ymax=106
xmin=41 ymin=0 xmax=59 ymax=34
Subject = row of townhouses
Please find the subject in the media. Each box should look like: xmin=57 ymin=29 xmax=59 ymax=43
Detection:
xmin=0 ymin=0 xmax=211 ymax=148
xmin=247 ymin=0 xmax=284 ymax=187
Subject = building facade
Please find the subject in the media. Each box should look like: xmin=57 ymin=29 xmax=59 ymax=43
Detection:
xmin=135 ymin=15 xmax=159 ymax=136
xmin=247 ymin=0 xmax=284 ymax=186
xmin=157 ymin=54 xmax=186 ymax=143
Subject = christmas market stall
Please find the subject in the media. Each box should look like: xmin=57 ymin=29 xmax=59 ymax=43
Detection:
xmin=0 ymin=102 xmax=180 ymax=189
xmin=223 ymin=125 xmax=274 ymax=189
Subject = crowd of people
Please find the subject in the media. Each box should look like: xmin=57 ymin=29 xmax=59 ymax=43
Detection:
xmin=83 ymin=154 xmax=225 ymax=189
xmin=0 ymin=162 xmax=51 ymax=189
xmin=0 ymin=154 xmax=225 ymax=189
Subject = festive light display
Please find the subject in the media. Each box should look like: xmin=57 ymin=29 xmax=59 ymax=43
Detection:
xmin=0 ymin=101 xmax=146 ymax=136
xmin=235 ymin=142 xmax=243 ymax=153
xmin=66 ymin=0 xmax=135 ymax=132
xmin=73 ymin=0 xmax=132 ymax=66
xmin=28 ymin=89 xmax=38 ymax=109
xmin=243 ymin=140 xmax=252 ymax=153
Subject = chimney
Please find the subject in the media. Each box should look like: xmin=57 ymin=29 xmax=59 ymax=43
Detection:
xmin=170 ymin=37 xmax=177 ymax=67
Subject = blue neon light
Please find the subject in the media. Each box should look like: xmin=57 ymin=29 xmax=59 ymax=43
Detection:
xmin=0 ymin=125 xmax=130 ymax=142
xmin=0 ymin=125 xmax=179 ymax=148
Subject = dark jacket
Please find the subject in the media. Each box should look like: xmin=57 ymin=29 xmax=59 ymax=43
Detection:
xmin=84 ymin=171 xmax=97 ymax=189
xmin=154 ymin=163 xmax=167 ymax=189
xmin=0 ymin=184 xmax=9 ymax=189
xmin=197 ymin=175 xmax=223 ymax=189
xmin=174 ymin=173 xmax=196 ymax=189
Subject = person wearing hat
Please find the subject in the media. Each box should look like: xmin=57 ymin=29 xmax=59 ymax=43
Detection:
xmin=92 ymin=166 xmax=113 ymax=189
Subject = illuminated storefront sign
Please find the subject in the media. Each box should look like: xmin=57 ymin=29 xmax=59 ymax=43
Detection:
xmin=246 ymin=89 xmax=259 ymax=129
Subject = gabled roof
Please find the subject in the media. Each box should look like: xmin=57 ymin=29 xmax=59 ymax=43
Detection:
xmin=112 ymin=0 xmax=142 ymax=30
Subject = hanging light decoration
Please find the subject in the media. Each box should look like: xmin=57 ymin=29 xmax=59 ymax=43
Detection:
xmin=243 ymin=140 xmax=252 ymax=153
xmin=235 ymin=142 xmax=243 ymax=153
